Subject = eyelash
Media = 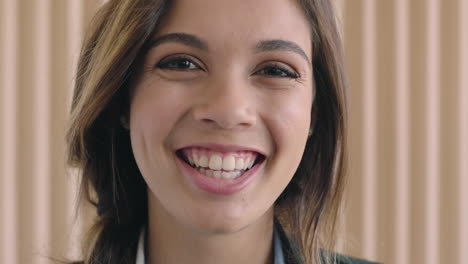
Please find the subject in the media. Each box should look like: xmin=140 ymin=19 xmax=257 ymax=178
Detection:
xmin=156 ymin=55 xmax=300 ymax=79
xmin=256 ymin=63 xmax=299 ymax=79
xmin=156 ymin=55 xmax=201 ymax=71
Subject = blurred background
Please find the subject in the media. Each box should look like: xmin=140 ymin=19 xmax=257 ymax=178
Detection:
xmin=0 ymin=0 xmax=467 ymax=263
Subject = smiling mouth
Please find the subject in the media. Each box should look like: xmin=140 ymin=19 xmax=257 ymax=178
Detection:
xmin=175 ymin=147 xmax=266 ymax=179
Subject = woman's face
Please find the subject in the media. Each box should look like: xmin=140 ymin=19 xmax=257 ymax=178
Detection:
xmin=130 ymin=0 xmax=313 ymax=233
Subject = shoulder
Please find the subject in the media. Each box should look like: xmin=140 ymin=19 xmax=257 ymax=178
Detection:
xmin=274 ymin=220 xmax=382 ymax=264
xmin=333 ymin=254 xmax=382 ymax=264
xmin=321 ymin=251 xmax=382 ymax=264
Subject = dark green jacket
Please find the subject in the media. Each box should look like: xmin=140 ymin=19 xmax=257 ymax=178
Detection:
xmin=275 ymin=221 xmax=381 ymax=264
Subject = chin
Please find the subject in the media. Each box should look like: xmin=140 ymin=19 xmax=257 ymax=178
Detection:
xmin=187 ymin=212 xmax=252 ymax=235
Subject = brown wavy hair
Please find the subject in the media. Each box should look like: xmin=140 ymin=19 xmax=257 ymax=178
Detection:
xmin=66 ymin=0 xmax=348 ymax=263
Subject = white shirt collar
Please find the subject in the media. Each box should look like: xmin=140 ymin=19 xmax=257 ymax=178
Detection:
xmin=135 ymin=226 xmax=145 ymax=264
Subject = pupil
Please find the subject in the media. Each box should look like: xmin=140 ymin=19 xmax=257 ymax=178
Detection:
xmin=268 ymin=67 xmax=283 ymax=76
xmin=178 ymin=60 xmax=190 ymax=68
xmin=167 ymin=59 xmax=191 ymax=68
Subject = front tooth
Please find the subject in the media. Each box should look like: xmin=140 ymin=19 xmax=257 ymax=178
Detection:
xmin=199 ymin=156 xmax=209 ymax=167
xmin=222 ymin=156 xmax=236 ymax=171
xmin=209 ymin=155 xmax=222 ymax=170
xmin=235 ymin=158 xmax=244 ymax=170
xmin=205 ymin=169 xmax=213 ymax=177
xmin=213 ymin=170 xmax=222 ymax=178
xmin=188 ymin=156 xmax=194 ymax=165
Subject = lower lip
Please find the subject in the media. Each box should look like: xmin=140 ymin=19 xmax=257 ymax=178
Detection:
xmin=176 ymin=156 xmax=263 ymax=195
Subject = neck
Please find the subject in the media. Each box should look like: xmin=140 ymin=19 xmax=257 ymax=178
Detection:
xmin=146 ymin=195 xmax=274 ymax=264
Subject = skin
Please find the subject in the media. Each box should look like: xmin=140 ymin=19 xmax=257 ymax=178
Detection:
xmin=129 ymin=0 xmax=313 ymax=263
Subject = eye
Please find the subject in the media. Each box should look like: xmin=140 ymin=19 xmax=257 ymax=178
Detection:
xmin=156 ymin=55 xmax=202 ymax=71
xmin=255 ymin=63 xmax=299 ymax=79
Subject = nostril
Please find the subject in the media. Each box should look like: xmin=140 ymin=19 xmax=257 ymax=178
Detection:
xmin=200 ymin=118 xmax=216 ymax=124
xmin=192 ymin=100 xmax=256 ymax=129
xmin=196 ymin=117 xmax=255 ymax=130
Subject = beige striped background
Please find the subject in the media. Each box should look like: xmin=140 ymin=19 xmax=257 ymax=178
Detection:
xmin=0 ymin=0 xmax=467 ymax=263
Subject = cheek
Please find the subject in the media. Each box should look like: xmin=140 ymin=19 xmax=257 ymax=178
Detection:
xmin=130 ymin=80 xmax=187 ymax=138
xmin=267 ymin=89 xmax=313 ymax=149
xmin=129 ymin=80 xmax=190 ymax=169
xmin=262 ymin=87 xmax=312 ymax=177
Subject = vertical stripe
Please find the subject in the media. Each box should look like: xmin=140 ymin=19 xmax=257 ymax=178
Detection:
xmin=425 ymin=0 xmax=440 ymax=263
xmin=459 ymin=0 xmax=468 ymax=263
xmin=67 ymin=0 xmax=83 ymax=260
xmin=1 ymin=0 xmax=17 ymax=263
xmin=362 ymin=0 xmax=377 ymax=259
xmin=69 ymin=0 xmax=83 ymax=82
xmin=395 ymin=0 xmax=410 ymax=263
xmin=34 ymin=1 xmax=51 ymax=263
xmin=67 ymin=169 xmax=82 ymax=261
xmin=335 ymin=0 xmax=345 ymax=35
xmin=336 ymin=0 xmax=344 ymax=19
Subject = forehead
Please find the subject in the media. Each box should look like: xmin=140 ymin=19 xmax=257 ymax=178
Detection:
xmin=155 ymin=0 xmax=312 ymax=55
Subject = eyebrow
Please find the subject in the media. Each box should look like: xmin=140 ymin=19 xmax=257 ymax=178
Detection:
xmin=255 ymin=39 xmax=311 ymax=66
xmin=149 ymin=33 xmax=209 ymax=51
xmin=148 ymin=33 xmax=310 ymax=65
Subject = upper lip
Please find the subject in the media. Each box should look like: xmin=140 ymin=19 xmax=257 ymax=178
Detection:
xmin=176 ymin=143 xmax=267 ymax=157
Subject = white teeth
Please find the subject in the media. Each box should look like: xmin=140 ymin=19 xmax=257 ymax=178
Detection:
xmin=243 ymin=158 xmax=249 ymax=169
xmin=193 ymin=153 xmax=199 ymax=165
xmin=222 ymin=171 xmax=235 ymax=179
xmin=209 ymin=155 xmax=223 ymax=170
xmin=235 ymin=158 xmax=244 ymax=170
xmin=196 ymin=168 xmax=244 ymax=179
xmin=221 ymin=171 xmax=232 ymax=178
xmin=248 ymin=159 xmax=255 ymax=168
xmin=184 ymin=150 xmax=259 ymax=171
xmin=222 ymin=156 xmax=236 ymax=171
xmin=224 ymin=171 xmax=242 ymax=178
xmin=213 ymin=170 xmax=222 ymax=178
xmin=243 ymin=157 xmax=255 ymax=169
xmin=183 ymin=149 xmax=261 ymax=179
xmin=199 ymin=156 xmax=208 ymax=167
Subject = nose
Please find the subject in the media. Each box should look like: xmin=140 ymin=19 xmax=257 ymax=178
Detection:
xmin=192 ymin=76 xmax=257 ymax=130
